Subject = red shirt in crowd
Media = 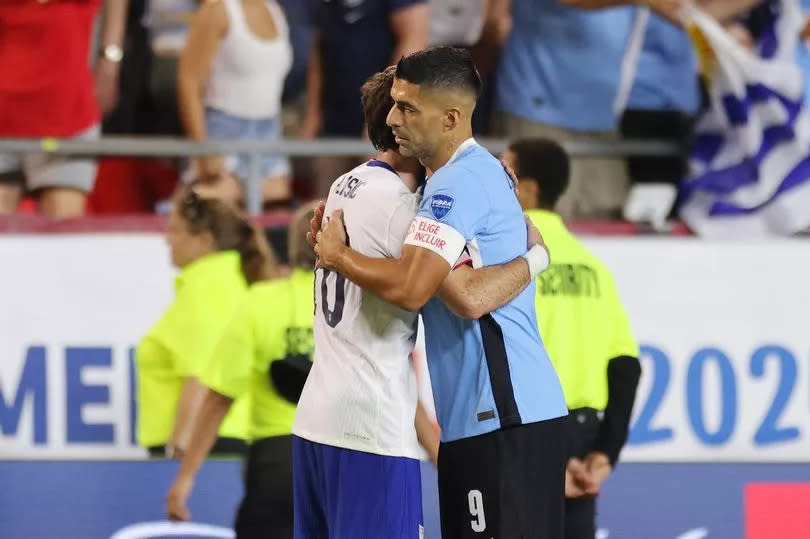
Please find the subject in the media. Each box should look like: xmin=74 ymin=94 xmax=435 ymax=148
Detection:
xmin=0 ymin=0 xmax=101 ymax=137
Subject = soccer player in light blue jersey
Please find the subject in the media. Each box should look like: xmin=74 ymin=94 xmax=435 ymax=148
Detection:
xmin=315 ymin=47 xmax=568 ymax=539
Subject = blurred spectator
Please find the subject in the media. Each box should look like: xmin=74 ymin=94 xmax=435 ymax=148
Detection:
xmin=301 ymin=0 xmax=428 ymax=197
xmin=146 ymin=0 xmax=197 ymax=54
xmin=489 ymin=0 xmax=643 ymax=220
xmin=104 ymin=0 xmax=152 ymax=135
xmin=166 ymin=202 xmax=316 ymax=537
xmin=178 ymin=0 xmax=293 ymax=207
xmin=275 ymin=0 xmax=315 ymax=202
xmin=620 ymin=13 xmax=699 ymax=204
xmin=428 ymin=0 xmax=486 ymax=47
xmin=0 ymin=0 xmax=127 ymax=219
xmin=88 ymin=158 xmax=180 ymax=213
xmin=135 ymin=184 xmax=273 ymax=459
xmin=277 ymin=0 xmax=313 ymax=103
xmin=97 ymin=1 xmax=189 ymax=216
xmin=428 ymin=0 xmax=494 ymax=133
xmin=144 ymin=0 xmax=198 ymax=135
xmin=488 ymin=0 xmax=768 ymax=221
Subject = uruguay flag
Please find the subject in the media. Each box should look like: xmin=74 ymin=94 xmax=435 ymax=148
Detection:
xmin=680 ymin=0 xmax=810 ymax=237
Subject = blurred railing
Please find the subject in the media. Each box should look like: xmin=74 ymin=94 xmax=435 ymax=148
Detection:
xmin=0 ymin=137 xmax=683 ymax=214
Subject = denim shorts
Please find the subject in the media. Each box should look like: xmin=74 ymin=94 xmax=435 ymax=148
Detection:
xmin=205 ymin=107 xmax=290 ymax=179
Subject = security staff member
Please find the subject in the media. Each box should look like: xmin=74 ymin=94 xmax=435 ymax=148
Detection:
xmin=503 ymin=138 xmax=642 ymax=539
xmin=136 ymin=186 xmax=258 ymax=458
xmin=166 ymin=203 xmax=318 ymax=539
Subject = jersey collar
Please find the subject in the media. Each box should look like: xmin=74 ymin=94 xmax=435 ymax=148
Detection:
xmin=447 ymin=137 xmax=478 ymax=165
xmin=421 ymin=137 xmax=478 ymax=192
xmin=366 ymin=159 xmax=398 ymax=175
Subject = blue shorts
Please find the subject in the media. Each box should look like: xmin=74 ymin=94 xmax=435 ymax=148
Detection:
xmin=205 ymin=107 xmax=290 ymax=179
xmin=292 ymin=436 xmax=423 ymax=539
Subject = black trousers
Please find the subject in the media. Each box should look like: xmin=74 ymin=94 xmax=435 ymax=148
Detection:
xmin=564 ymin=408 xmax=602 ymax=539
xmin=234 ymin=435 xmax=294 ymax=539
xmin=564 ymin=496 xmax=596 ymax=539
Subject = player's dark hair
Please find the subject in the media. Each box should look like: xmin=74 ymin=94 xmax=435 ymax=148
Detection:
xmin=508 ymin=138 xmax=570 ymax=209
xmin=395 ymin=47 xmax=482 ymax=99
xmin=361 ymin=66 xmax=398 ymax=152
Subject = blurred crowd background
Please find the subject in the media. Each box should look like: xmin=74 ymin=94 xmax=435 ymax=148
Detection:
xmin=3 ymin=4 xmax=810 ymax=537
xmin=1 ymin=0 xmax=810 ymax=235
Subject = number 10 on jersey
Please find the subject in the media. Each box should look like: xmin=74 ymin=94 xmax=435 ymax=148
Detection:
xmin=315 ymin=217 xmax=350 ymax=328
xmin=318 ymin=268 xmax=347 ymax=328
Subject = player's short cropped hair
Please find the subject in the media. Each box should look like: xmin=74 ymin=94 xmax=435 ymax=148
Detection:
xmin=395 ymin=47 xmax=481 ymax=99
xmin=361 ymin=66 xmax=398 ymax=152
xmin=508 ymin=138 xmax=570 ymax=209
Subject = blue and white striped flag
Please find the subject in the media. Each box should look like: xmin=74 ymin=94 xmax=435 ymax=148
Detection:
xmin=681 ymin=0 xmax=810 ymax=237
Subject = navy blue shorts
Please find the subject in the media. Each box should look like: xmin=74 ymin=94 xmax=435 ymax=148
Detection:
xmin=292 ymin=436 xmax=423 ymax=539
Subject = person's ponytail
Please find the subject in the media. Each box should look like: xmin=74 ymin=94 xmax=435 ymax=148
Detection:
xmin=236 ymin=221 xmax=279 ymax=285
xmin=176 ymin=184 xmax=279 ymax=284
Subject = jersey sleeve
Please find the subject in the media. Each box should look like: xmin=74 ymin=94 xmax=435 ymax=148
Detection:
xmin=403 ymin=166 xmax=488 ymax=267
xmin=385 ymin=196 xmax=419 ymax=258
xmin=201 ymin=296 xmax=256 ymax=399
xmin=605 ymin=274 xmax=640 ymax=359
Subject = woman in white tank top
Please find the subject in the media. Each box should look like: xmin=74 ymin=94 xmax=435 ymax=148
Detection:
xmin=178 ymin=0 xmax=293 ymax=206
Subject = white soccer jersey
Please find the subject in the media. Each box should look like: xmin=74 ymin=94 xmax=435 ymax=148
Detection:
xmin=293 ymin=161 xmax=423 ymax=458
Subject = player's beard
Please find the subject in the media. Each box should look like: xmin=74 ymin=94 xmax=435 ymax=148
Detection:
xmin=398 ymin=143 xmax=416 ymax=158
xmin=394 ymin=131 xmax=417 ymax=157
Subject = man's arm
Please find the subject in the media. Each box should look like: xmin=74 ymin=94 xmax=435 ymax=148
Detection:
xmin=582 ymin=354 xmax=641 ymax=495
xmin=438 ymin=260 xmax=530 ymax=320
xmin=389 ymin=3 xmax=430 ymax=62
xmin=318 ymin=222 xmax=450 ymax=311
xmin=315 ymin=210 xmax=549 ymax=314
xmin=438 ymin=217 xmax=548 ymax=319
xmin=590 ymin=355 xmax=642 ymax=467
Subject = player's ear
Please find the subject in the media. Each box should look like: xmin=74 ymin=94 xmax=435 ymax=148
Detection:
xmin=443 ymin=107 xmax=461 ymax=131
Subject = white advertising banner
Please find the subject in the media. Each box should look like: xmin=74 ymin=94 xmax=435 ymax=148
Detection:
xmin=590 ymin=238 xmax=810 ymax=462
xmin=0 ymin=235 xmax=172 ymax=459
xmin=1 ymin=234 xmax=809 ymax=461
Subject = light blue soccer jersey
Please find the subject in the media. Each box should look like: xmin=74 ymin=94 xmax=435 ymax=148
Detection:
xmin=414 ymin=140 xmax=567 ymax=443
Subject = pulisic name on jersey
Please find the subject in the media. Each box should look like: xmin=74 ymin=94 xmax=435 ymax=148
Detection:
xmin=333 ymin=175 xmax=367 ymax=199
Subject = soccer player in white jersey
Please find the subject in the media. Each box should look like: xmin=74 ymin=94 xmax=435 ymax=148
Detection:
xmin=315 ymin=47 xmax=568 ymax=539
xmin=292 ymin=66 xmax=546 ymax=539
